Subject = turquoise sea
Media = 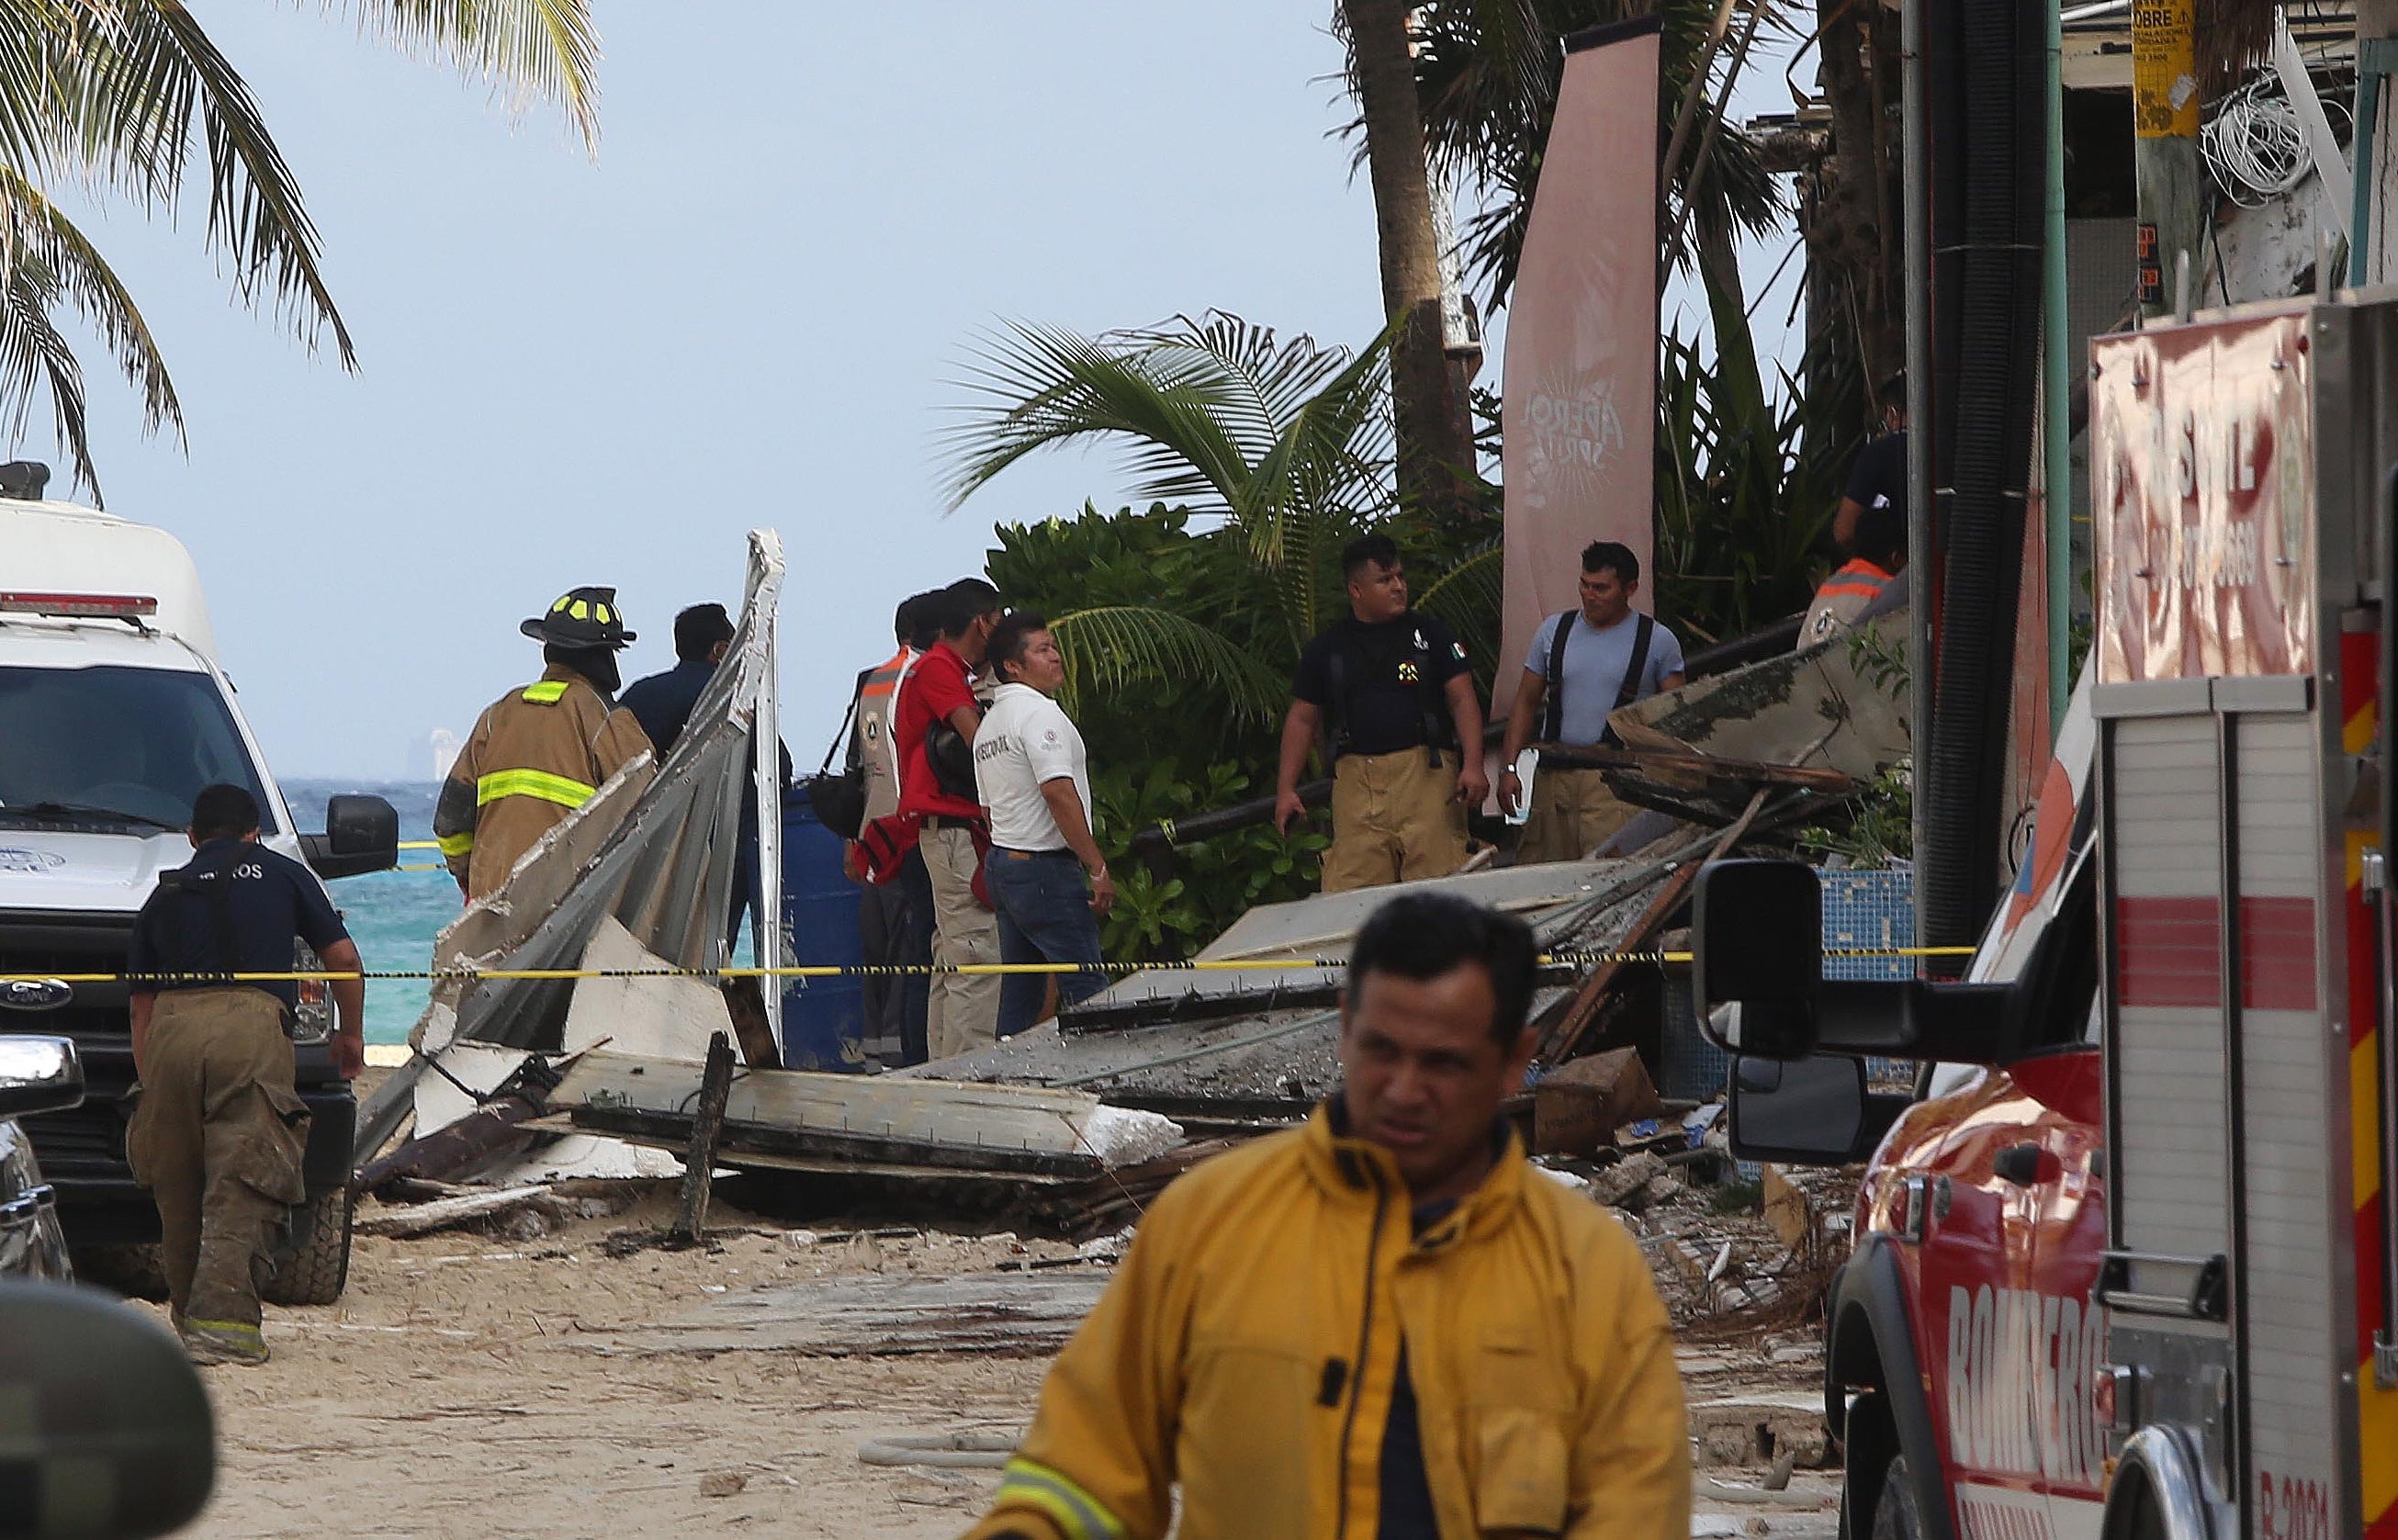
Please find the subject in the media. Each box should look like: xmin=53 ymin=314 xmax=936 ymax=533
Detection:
xmin=283 ymin=781 xmax=454 ymax=1047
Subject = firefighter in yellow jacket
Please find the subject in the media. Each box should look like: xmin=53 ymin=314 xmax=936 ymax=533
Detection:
xmin=965 ymin=894 xmax=1689 ymax=1540
xmin=434 ymin=586 xmax=658 ymax=901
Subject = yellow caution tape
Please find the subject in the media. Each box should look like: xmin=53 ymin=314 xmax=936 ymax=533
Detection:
xmin=0 ymin=946 xmax=1981 ymax=985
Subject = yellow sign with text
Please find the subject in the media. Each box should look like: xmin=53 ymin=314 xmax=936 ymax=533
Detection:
xmin=2130 ymin=0 xmax=2199 ymax=138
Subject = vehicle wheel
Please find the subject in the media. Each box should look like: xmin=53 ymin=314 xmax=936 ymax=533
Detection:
xmin=1873 ymin=1455 xmax=1927 ymax=1540
xmin=262 ymin=1186 xmax=352 ymax=1306
xmin=70 ymin=1242 xmax=170 ymax=1302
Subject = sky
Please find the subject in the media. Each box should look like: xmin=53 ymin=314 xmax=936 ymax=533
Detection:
xmin=54 ymin=2 xmax=1802 ymax=782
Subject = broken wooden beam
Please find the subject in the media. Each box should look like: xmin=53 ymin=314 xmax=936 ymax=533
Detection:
xmin=355 ymin=1184 xmax=562 ymax=1238
xmin=1539 ymin=788 xmax=1771 ymax=1063
xmin=670 ymin=1031 xmax=737 ymax=1246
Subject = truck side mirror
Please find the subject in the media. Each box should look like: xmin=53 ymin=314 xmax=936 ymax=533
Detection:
xmin=302 ymin=794 xmax=399 ymax=881
xmin=1694 ymin=860 xmax=1823 ymax=1058
xmin=0 ymin=1281 xmax=215 ymax=1536
xmin=0 ymin=1037 xmax=81 ymax=1119
xmin=1730 ymin=1054 xmax=1870 ymax=1163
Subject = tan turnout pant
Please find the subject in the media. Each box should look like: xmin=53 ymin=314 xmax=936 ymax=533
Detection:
xmin=127 ymin=988 xmax=310 ymax=1337
xmin=1321 ymin=748 xmax=1469 ymax=894
xmin=1518 ymin=764 xmax=1639 ymax=865
xmin=923 ymin=821 xmax=1002 ymax=1062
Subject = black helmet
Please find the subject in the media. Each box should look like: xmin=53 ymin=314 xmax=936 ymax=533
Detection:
xmin=521 ymin=586 xmax=636 ymax=649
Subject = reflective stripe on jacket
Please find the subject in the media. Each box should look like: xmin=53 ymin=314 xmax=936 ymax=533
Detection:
xmin=963 ymin=1102 xmax=1691 ymax=1540
xmin=432 ymin=664 xmax=655 ymax=899
xmin=1800 ymin=557 xmax=1896 ymax=648
xmin=852 ymin=645 xmax=917 ymax=826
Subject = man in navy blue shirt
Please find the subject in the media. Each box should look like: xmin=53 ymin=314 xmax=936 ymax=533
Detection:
xmin=621 ymin=603 xmax=736 ymax=756
xmin=126 ymin=784 xmax=363 ymax=1366
xmin=622 ymin=603 xmax=789 ymax=952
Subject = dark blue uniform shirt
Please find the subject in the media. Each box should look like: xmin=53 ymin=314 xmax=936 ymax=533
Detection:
xmin=127 ymin=838 xmax=348 ymax=1010
xmin=620 ymin=658 xmax=716 ymax=758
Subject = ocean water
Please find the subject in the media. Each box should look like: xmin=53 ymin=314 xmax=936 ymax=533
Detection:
xmin=283 ymin=781 xmax=453 ymax=1046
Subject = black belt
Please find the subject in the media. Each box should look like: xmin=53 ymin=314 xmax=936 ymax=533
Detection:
xmin=993 ymin=846 xmax=1076 ymax=861
xmin=920 ymin=815 xmax=984 ymax=831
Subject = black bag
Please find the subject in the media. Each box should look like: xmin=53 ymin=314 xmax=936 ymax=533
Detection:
xmin=804 ymin=697 xmax=867 ymax=840
xmin=925 ymin=720 xmax=980 ymax=803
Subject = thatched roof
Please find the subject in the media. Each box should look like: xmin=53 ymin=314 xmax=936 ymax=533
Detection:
xmin=2197 ymin=0 xmax=2279 ymax=96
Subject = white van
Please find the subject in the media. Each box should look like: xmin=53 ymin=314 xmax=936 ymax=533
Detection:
xmin=0 ymin=490 xmax=393 ymax=1302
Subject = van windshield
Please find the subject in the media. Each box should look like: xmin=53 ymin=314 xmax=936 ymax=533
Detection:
xmin=0 ymin=665 xmax=276 ymax=834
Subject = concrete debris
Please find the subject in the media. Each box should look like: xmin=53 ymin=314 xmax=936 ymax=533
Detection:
xmin=1078 ymin=1106 xmax=1184 ymax=1167
xmin=1590 ymin=1152 xmax=1671 ymax=1207
xmin=1687 ymin=1393 xmax=1835 ymax=1470
xmin=551 ymin=1049 xmax=1183 ymax=1183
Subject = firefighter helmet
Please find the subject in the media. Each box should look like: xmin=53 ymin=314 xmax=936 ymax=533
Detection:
xmin=520 ymin=586 xmax=636 ymax=649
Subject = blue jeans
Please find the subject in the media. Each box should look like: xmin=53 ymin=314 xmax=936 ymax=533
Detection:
xmin=984 ymin=848 xmax=1107 ymax=1039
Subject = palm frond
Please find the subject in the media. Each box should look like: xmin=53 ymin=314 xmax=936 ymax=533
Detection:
xmin=0 ymin=236 xmax=93 ymax=493
xmin=326 ymin=1 xmax=602 ymax=148
xmin=943 ymin=318 xmax=1257 ymax=516
xmin=1049 ymin=605 xmax=1289 ymax=724
xmin=0 ymin=165 xmax=182 ymax=492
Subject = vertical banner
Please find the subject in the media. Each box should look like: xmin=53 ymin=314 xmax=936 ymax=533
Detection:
xmin=1501 ymin=17 xmax=1661 ymax=685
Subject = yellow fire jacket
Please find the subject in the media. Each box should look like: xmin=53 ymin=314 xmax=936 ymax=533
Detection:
xmin=965 ymin=1103 xmax=1690 ymax=1540
xmin=433 ymin=665 xmax=655 ymax=899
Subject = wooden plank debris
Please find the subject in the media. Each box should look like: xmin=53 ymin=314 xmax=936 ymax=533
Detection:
xmin=355 ymin=1185 xmax=563 ymax=1238
xmin=585 ymin=1272 xmax=1109 ymax=1358
xmin=669 ymin=1032 xmax=737 ymax=1246
xmin=1540 ymin=788 xmax=1771 ymax=1062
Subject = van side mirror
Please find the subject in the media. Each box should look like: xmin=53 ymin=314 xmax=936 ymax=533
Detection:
xmin=0 ymin=1038 xmax=81 ymax=1119
xmin=0 ymin=1282 xmax=215 ymax=1536
xmin=302 ymin=794 xmax=399 ymax=881
xmin=1694 ymin=860 xmax=1823 ymax=1058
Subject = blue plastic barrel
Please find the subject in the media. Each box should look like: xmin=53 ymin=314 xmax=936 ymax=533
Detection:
xmin=780 ymin=792 xmax=867 ymax=1072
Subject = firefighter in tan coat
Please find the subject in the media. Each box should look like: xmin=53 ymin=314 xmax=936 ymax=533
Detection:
xmin=433 ymin=586 xmax=657 ymax=901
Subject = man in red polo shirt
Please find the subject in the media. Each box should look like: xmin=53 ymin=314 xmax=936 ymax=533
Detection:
xmin=896 ymin=578 xmax=1005 ymax=1058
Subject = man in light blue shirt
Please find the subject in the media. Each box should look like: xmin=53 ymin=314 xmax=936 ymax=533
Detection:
xmin=1497 ymin=541 xmax=1686 ymax=862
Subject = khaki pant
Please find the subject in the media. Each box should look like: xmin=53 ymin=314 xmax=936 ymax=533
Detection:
xmin=923 ymin=823 xmax=1001 ymax=1061
xmin=1519 ymin=764 xmax=1638 ymax=865
xmin=1322 ymin=748 xmax=1469 ymax=894
xmin=127 ymin=989 xmax=310 ymax=1341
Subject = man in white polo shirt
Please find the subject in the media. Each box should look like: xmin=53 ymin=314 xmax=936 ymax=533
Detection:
xmin=972 ymin=610 xmax=1117 ymax=1039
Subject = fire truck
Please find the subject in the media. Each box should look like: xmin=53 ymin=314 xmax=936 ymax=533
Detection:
xmin=1693 ymin=291 xmax=2398 ymax=1540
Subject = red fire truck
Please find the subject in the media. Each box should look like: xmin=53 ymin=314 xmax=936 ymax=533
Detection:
xmin=1694 ymin=293 xmax=2398 ymax=1540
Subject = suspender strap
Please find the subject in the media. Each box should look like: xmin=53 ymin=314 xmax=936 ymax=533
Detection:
xmin=1538 ymin=611 xmax=1574 ymax=744
xmin=1603 ymin=613 xmax=1656 ymax=748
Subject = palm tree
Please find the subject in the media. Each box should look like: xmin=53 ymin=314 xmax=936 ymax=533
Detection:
xmin=1335 ymin=0 xmax=1480 ymax=521
xmin=945 ymin=311 xmax=1501 ymax=730
xmin=0 ymin=1 xmax=599 ymax=495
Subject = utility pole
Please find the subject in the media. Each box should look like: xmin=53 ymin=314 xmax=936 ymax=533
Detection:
xmin=2132 ymin=0 xmax=2202 ymax=319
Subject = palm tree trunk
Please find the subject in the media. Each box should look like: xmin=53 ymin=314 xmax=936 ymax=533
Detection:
xmin=1341 ymin=0 xmax=1477 ymax=518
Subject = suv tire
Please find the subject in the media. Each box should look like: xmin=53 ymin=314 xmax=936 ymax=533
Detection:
xmin=262 ymin=1186 xmax=353 ymax=1306
xmin=70 ymin=1242 xmax=170 ymax=1302
xmin=1872 ymin=1455 xmax=1926 ymax=1540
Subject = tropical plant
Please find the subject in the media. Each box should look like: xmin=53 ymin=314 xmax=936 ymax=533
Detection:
xmin=955 ymin=312 xmax=1512 ymax=725
xmin=1091 ymin=758 xmax=1328 ymax=961
xmin=1652 ymin=264 xmax=1862 ymax=646
xmin=0 ymin=1 xmax=599 ymax=493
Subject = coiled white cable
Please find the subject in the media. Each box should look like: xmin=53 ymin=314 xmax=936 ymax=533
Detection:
xmin=2202 ymin=73 xmax=2349 ymax=208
